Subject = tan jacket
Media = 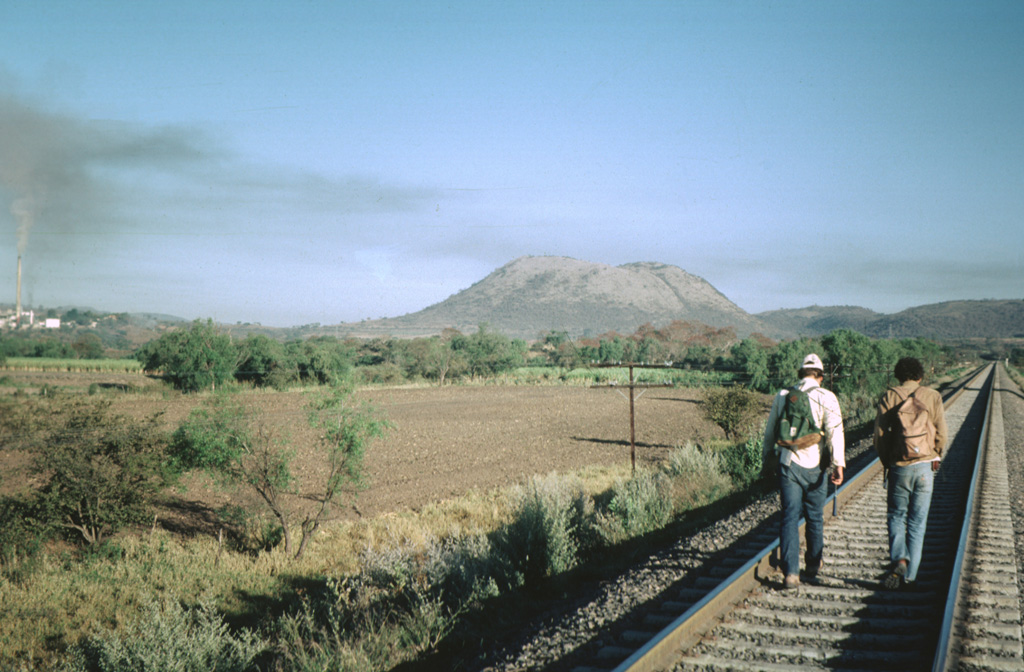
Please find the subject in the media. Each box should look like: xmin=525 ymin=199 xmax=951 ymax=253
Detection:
xmin=873 ymin=381 xmax=947 ymax=467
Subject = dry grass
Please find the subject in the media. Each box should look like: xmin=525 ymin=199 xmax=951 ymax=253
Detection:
xmin=0 ymin=459 xmax=636 ymax=668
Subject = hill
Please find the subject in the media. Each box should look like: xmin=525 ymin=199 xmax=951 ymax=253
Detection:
xmin=859 ymin=300 xmax=1024 ymax=339
xmin=329 ymin=256 xmax=765 ymax=340
xmin=758 ymin=300 xmax=1024 ymax=341
xmin=754 ymin=305 xmax=883 ymax=339
xmin=325 ymin=257 xmax=1023 ymax=342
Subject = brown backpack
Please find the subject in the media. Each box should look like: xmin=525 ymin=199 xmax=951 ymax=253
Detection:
xmin=888 ymin=388 xmax=937 ymax=463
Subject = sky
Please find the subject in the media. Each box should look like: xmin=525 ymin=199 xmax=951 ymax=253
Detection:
xmin=1 ymin=1 xmax=1022 ymax=328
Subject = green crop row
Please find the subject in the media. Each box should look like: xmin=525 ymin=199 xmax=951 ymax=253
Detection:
xmin=1 ymin=357 xmax=143 ymax=373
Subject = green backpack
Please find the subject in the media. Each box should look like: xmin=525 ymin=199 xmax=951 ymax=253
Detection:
xmin=775 ymin=386 xmax=824 ymax=450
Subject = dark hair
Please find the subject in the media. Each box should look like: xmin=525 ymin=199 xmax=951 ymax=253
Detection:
xmin=894 ymin=357 xmax=924 ymax=383
xmin=798 ymin=367 xmax=823 ymax=379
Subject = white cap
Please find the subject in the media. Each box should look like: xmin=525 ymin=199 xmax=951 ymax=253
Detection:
xmin=802 ymin=353 xmax=824 ymax=371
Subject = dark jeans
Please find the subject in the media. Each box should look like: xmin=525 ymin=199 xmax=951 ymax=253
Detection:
xmin=778 ymin=462 xmax=828 ymax=577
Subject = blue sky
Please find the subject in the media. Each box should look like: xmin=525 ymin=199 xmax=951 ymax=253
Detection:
xmin=1 ymin=1 xmax=1021 ymax=327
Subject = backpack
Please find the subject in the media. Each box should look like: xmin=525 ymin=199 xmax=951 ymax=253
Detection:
xmin=887 ymin=388 xmax=937 ymax=463
xmin=775 ymin=386 xmax=824 ymax=451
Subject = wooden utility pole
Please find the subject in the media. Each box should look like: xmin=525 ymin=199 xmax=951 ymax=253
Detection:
xmin=591 ymin=362 xmax=675 ymax=473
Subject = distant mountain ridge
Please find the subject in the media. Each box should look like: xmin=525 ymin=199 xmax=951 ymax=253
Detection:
xmin=324 ymin=256 xmax=1023 ymax=341
xmin=24 ymin=259 xmax=1020 ymax=347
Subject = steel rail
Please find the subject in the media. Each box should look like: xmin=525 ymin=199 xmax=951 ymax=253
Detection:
xmin=611 ymin=364 xmax=991 ymax=672
xmin=931 ymin=365 xmax=994 ymax=671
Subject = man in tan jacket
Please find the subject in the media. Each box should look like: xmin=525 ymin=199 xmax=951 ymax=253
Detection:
xmin=874 ymin=357 xmax=947 ymax=589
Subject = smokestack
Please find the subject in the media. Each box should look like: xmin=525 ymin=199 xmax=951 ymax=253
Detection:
xmin=16 ymin=255 xmax=21 ymax=327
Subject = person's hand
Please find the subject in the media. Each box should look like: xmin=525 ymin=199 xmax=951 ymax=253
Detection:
xmin=932 ymin=460 xmax=941 ymax=472
xmin=830 ymin=466 xmax=844 ymax=485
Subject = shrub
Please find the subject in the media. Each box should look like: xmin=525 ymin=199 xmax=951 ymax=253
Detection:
xmin=702 ymin=386 xmax=763 ymax=439
xmin=665 ymin=441 xmax=731 ymax=502
xmin=0 ymin=495 xmax=47 ymax=583
xmin=836 ymin=388 xmax=878 ymax=428
xmin=64 ymin=594 xmax=265 ymax=672
xmin=276 ymin=533 xmax=496 ymax=672
xmin=595 ymin=469 xmax=673 ymax=543
xmin=276 ymin=576 xmax=388 ymax=672
xmin=356 ymin=363 xmax=406 ymax=385
xmin=491 ymin=473 xmax=591 ymax=588
xmin=718 ymin=421 xmax=766 ymax=487
xmin=31 ymin=399 xmax=171 ymax=545
xmin=419 ymin=534 xmax=500 ymax=608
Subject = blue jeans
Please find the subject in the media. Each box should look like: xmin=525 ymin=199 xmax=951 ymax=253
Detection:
xmin=778 ymin=462 xmax=828 ymax=577
xmin=887 ymin=461 xmax=935 ymax=582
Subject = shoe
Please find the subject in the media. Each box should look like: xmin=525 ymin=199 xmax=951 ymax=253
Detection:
xmin=783 ymin=574 xmax=800 ymax=590
xmin=883 ymin=559 xmax=907 ymax=590
xmin=805 ymin=559 xmax=824 ymax=579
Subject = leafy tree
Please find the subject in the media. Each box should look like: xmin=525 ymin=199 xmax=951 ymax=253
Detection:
xmin=290 ymin=336 xmax=353 ymax=385
xmin=822 ymin=329 xmax=883 ymax=398
xmin=399 ymin=336 xmax=435 ymax=381
xmin=235 ymin=334 xmax=296 ymax=389
xmin=683 ymin=345 xmax=715 ymax=371
xmin=16 ymin=338 xmax=76 ymax=358
xmin=296 ymin=384 xmax=388 ymax=558
xmin=550 ymin=339 xmax=584 ymax=369
xmin=767 ymin=338 xmax=820 ymax=389
xmin=355 ymin=337 xmax=408 ymax=368
xmin=542 ymin=330 xmax=568 ymax=348
xmin=632 ymin=335 xmax=667 ymax=364
xmin=405 ymin=331 xmax=466 ymax=385
xmin=456 ymin=325 xmax=525 ymax=379
xmin=136 ymin=319 xmax=236 ymax=392
xmin=61 ymin=308 xmax=96 ymax=326
xmin=171 ymin=396 xmax=297 ymax=551
xmin=892 ymin=338 xmax=950 ymax=380
xmin=598 ymin=336 xmax=626 ymax=363
xmin=731 ymin=337 xmax=770 ymax=392
xmin=72 ymin=332 xmax=105 ymax=359
xmin=823 ymin=327 xmax=872 ymax=391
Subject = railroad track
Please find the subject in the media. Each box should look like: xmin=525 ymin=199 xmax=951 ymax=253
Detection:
xmin=568 ymin=363 xmax=1024 ymax=672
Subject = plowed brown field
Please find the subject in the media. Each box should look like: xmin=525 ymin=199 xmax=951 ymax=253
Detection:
xmin=1 ymin=370 xmax=731 ymax=532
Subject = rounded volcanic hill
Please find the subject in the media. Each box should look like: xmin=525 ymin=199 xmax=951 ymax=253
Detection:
xmin=334 ymin=256 xmax=763 ymax=340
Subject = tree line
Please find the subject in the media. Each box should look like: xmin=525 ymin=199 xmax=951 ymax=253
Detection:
xmin=4 ymin=314 xmax=957 ymax=399
xmin=133 ymin=319 xmax=740 ymax=393
xmin=0 ymin=331 xmax=106 ymax=360
xmin=133 ymin=318 xmax=954 ymax=396
xmin=134 ymin=320 xmax=531 ymax=392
